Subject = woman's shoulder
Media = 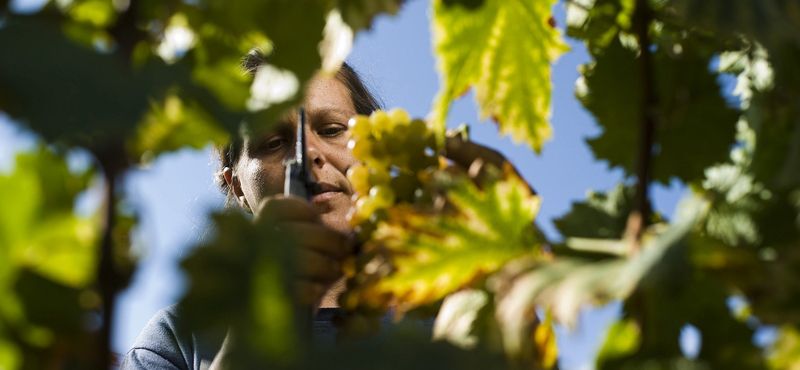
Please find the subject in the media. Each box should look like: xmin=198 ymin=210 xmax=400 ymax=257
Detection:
xmin=119 ymin=304 xmax=226 ymax=370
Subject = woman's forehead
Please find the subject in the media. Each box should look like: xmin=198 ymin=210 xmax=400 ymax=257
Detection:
xmin=304 ymin=76 xmax=356 ymax=113
xmin=245 ymin=77 xmax=356 ymax=141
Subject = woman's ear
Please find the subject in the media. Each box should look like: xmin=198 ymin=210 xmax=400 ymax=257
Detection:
xmin=223 ymin=167 xmax=251 ymax=211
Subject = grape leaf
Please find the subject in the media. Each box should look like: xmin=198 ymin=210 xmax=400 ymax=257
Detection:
xmin=433 ymin=289 xmax=489 ymax=349
xmin=128 ymin=92 xmax=230 ymax=163
xmin=595 ymin=318 xmax=641 ymax=367
xmin=580 ymin=36 xmax=739 ymax=184
xmin=0 ymin=20 xmax=190 ymax=148
xmin=671 ymin=1 xmax=800 ymax=191
xmin=598 ymin=280 xmax=765 ymax=370
xmin=431 ymin=0 xmax=568 ymax=152
xmin=336 ymin=0 xmax=406 ymax=31
xmin=767 ymin=325 xmax=800 ymax=370
xmin=180 ymin=212 xmax=299 ymax=363
xmin=493 ymin=196 xmax=705 ymax=327
xmin=670 ymin=0 xmax=800 ymax=52
xmin=0 ymin=147 xmax=98 ymax=288
xmin=554 ymin=183 xmax=636 ymax=240
xmin=0 ymin=147 xmax=101 ymax=369
xmin=566 ymin=0 xmax=635 ymax=52
xmin=366 ymin=169 xmax=542 ymax=311
xmin=694 ymin=161 xmax=800 ymax=324
xmin=441 ymin=0 xmax=486 ymax=10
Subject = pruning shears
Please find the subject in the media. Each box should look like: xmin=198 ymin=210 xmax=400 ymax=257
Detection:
xmin=284 ymin=107 xmax=321 ymax=200
xmin=283 ymin=107 xmax=320 ymax=335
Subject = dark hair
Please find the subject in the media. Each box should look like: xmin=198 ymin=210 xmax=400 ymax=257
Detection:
xmin=215 ymin=50 xmax=382 ymax=206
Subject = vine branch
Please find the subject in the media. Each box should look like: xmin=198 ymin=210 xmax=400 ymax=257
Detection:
xmin=625 ymin=0 xmax=657 ymax=253
xmin=95 ymin=146 xmax=128 ymax=370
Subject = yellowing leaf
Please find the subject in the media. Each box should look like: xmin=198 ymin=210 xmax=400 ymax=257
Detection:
xmin=0 ymin=147 xmax=98 ymax=288
xmin=595 ymin=318 xmax=641 ymax=368
xmin=368 ymin=169 xmax=541 ymax=311
xmin=534 ymin=312 xmax=558 ymax=369
xmin=768 ymin=325 xmax=800 ymax=370
xmin=431 ymin=0 xmax=568 ymax=151
xmin=433 ymin=289 xmax=489 ymax=349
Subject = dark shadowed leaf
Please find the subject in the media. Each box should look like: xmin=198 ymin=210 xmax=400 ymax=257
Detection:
xmin=180 ymin=212 xmax=299 ymax=363
xmin=0 ymin=20 xmax=189 ymax=148
xmin=336 ymin=0 xmax=406 ymax=31
xmin=580 ymin=36 xmax=739 ymax=184
xmin=554 ymin=183 xmax=636 ymax=240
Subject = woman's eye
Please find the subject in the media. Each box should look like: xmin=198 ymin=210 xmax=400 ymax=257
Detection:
xmin=319 ymin=125 xmax=346 ymax=136
xmin=262 ymin=136 xmax=287 ymax=151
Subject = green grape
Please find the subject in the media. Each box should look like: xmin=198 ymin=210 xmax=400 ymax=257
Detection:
xmin=406 ymin=135 xmax=426 ymax=164
xmin=419 ymin=155 xmax=439 ymax=171
xmin=369 ymin=208 xmax=389 ymax=225
xmin=390 ymin=173 xmax=418 ymax=203
xmin=349 ymin=115 xmax=372 ymax=138
xmin=370 ymin=140 xmax=389 ymax=165
xmin=384 ymin=135 xmax=403 ymax=157
xmin=369 ymin=110 xmax=391 ymax=132
xmin=393 ymin=152 xmax=410 ymax=169
xmin=388 ymin=108 xmax=410 ymax=125
xmin=414 ymin=187 xmax=433 ymax=205
xmin=407 ymin=153 xmax=427 ymax=172
xmin=423 ymin=134 xmax=437 ymax=152
xmin=354 ymin=221 xmax=377 ymax=242
xmin=369 ymin=185 xmax=396 ymax=208
xmin=356 ymin=196 xmax=378 ymax=218
xmin=391 ymin=123 xmax=409 ymax=141
xmin=368 ymin=166 xmax=391 ymax=185
xmin=349 ymin=138 xmax=372 ymax=161
xmin=408 ymin=119 xmax=428 ymax=137
xmin=347 ymin=164 xmax=370 ymax=194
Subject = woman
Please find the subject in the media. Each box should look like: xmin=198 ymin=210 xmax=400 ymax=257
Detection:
xmin=121 ymin=56 xmax=515 ymax=370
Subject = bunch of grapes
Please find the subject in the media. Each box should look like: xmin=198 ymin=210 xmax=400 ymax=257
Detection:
xmin=346 ymin=108 xmax=441 ymax=242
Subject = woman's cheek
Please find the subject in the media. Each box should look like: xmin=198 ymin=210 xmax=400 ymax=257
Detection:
xmin=242 ymin=159 xmax=286 ymax=206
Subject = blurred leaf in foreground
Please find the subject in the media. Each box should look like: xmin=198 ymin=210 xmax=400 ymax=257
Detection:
xmin=128 ymin=91 xmax=229 ymax=163
xmin=492 ymin=196 xmax=705 ymax=330
xmin=768 ymin=325 xmax=800 ymax=370
xmin=0 ymin=20 xmax=188 ymax=149
xmin=180 ymin=212 xmax=298 ymax=366
xmin=0 ymin=147 xmax=100 ymax=369
xmin=431 ymin=0 xmax=568 ymax=151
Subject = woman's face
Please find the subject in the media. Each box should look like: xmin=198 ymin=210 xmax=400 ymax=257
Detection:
xmin=230 ymin=77 xmax=358 ymax=234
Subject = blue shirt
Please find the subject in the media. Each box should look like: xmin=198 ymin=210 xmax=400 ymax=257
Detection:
xmin=120 ymin=305 xmax=406 ymax=370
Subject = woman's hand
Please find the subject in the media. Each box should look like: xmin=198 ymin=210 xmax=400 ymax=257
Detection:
xmin=254 ymin=196 xmax=354 ymax=307
xmin=445 ymin=134 xmax=535 ymax=194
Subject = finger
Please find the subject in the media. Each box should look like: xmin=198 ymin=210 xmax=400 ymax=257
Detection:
xmin=445 ymin=135 xmax=536 ymax=194
xmin=279 ymin=222 xmax=354 ymax=258
xmin=255 ymin=195 xmax=318 ymax=223
xmin=445 ymin=135 xmax=507 ymax=170
xmin=297 ymin=249 xmax=343 ymax=282
xmin=294 ymin=280 xmax=327 ymax=306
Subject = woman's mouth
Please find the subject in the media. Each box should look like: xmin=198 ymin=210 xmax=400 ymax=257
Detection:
xmin=312 ymin=182 xmax=343 ymax=203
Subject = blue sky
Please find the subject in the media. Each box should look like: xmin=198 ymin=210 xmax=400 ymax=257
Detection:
xmin=0 ymin=1 xmax=690 ymax=368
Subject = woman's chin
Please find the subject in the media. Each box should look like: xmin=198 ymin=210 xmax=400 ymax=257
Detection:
xmin=317 ymin=195 xmax=355 ymax=235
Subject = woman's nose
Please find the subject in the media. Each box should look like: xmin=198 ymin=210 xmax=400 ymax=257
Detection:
xmin=306 ymin=130 xmax=326 ymax=168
